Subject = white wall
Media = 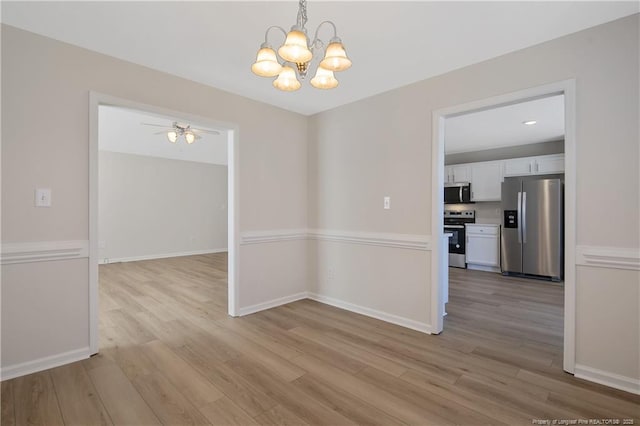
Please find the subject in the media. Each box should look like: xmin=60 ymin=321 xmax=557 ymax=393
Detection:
xmin=1 ymin=24 xmax=308 ymax=377
xmin=99 ymin=151 xmax=227 ymax=262
xmin=308 ymin=14 xmax=639 ymax=385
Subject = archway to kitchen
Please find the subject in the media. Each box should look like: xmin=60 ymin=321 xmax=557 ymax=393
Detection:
xmin=430 ymin=80 xmax=576 ymax=374
xmin=88 ymin=92 xmax=240 ymax=355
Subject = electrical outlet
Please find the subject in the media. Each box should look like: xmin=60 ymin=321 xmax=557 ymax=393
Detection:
xmin=384 ymin=196 xmax=391 ymax=210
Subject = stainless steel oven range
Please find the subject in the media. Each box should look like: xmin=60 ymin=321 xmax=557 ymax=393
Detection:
xmin=444 ymin=210 xmax=476 ymax=268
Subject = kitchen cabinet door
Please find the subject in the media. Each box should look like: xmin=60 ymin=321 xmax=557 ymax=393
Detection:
xmin=503 ymin=157 xmax=534 ymax=177
xmin=535 ymin=154 xmax=564 ymax=174
xmin=450 ymin=165 xmax=470 ymax=182
xmin=470 ymin=162 xmax=502 ymax=201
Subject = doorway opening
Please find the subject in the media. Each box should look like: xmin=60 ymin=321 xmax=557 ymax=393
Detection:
xmin=430 ymin=80 xmax=576 ymax=374
xmin=88 ymin=93 xmax=240 ymax=354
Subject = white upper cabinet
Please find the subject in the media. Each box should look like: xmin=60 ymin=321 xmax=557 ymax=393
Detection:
xmin=503 ymin=153 xmax=565 ymax=177
xmin=535 ymin=154 xmax=564 ymax=174
xmin=503 ymin=157 xmax=535 ymax=176
xmin=446 ymin=153 xmax=564 ymax=202
xmin=470 ymin=161 xmax=503 ymax=201
xmin=445 ymin=164 xmax=471 ymax=183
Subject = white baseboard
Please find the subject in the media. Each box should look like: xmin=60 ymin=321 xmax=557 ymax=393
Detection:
xmin=99 ymin=248 xmax=227 ymax=264
xmin=574 ymin=364 xmax=640 ymax=395
xmin=307 ymin=292 xmax=432 ymax=334
xmin=238 ymin=292 xmax=309 ymax=316
xmin=1 ymin=347 xmax=91 ymax=381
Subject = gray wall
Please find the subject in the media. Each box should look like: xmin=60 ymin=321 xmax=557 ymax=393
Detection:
xmin=308 ymin=15 xmax=639 ymax=381
xmin=1 ymin=24 xmax=309 ymax=370
xmin=98 ymin=151 xmax=228 ymax=262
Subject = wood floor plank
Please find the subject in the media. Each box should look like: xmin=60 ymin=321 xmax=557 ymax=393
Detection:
xmin=207 ymin=327 xmax=306 ymax=382
xmin=174 ymin=344 xmax=278 ymax=417
xmin=253 ymin=404 xmax=311 ymax=426
xmin=289 ymin=326 xmax=408 ymax=377
xmin=49 ymin=363 xmax=113 ymax=425
xmin=131 ymin=371 xmax=211 ymax=425
xmin=13 ymin=371 xmax=64 ymax=426
xmin=289 ymin=353 xmax=455 ymax=425
xmin=199 ymin=396 xmax=259 ymax=426
xmin=1 ymin=380 xmax=16 ymax=426
xmin=356 ymin=365 xmax=501 ymax=425
xmin=141 ymin=339 xmax=224 ymax=407
xmin=87 ymin=364 xmax=161 ymax=425
xmin=291 ymin=373 xmax=406 ymax=426
xmin=226 ymin=357 xmax=358 ymax=426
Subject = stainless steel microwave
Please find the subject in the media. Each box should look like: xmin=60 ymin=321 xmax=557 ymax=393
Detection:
xmin=444 ymin=182 xmax=472 ymax=204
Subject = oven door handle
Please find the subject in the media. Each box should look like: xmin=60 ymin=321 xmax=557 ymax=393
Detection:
xmin=444 ymin=225 xmax=465 ymax=229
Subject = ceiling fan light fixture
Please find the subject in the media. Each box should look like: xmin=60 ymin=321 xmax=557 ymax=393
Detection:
xmin=167 ymin=130 xmax=178 ymax=143
xmin=320 ymin=39 xmax=352 ymax=72
xmin=184 ymin=131 xmax=196 ymax=144
xmin=251 ymin=44 xmax=283 ymax=77
xmin=310 ymin=65 xmax=338 ymax=89
xmin=273 ymin=65 xmax=301 ymax=91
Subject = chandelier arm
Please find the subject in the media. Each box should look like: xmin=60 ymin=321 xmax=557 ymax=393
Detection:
xmin=310 ymin=20 xmax=338 ymax=49
xmin=264 ymin=25 xmax=288 ymax=44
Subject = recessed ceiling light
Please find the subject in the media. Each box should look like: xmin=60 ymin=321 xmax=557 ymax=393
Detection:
xmin=523 ymin=120 xmax=537 ymax=125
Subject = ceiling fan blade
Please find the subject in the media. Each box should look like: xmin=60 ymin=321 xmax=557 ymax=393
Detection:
xmin=153 ymin=131 xmax=168 ymax=135
xmin=141 ymin=122 xmax=171 ymax=128
xmin=193 ymin=128 xmax=221 ymax=135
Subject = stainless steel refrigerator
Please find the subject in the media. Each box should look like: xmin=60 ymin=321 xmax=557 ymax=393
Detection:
xmin=501 ymin=176 xmax=563 ymax=281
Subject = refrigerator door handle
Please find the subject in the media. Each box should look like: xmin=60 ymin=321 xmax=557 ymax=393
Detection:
xmin=517 ymin=191 xmax=522 ymax=243
xmin=522 ymin=191 xmax=527 ymax=244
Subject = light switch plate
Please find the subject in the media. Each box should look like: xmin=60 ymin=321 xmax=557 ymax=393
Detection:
xmin=35 ymin=188 xmax=52 ymax=207
xmin=384 ymin=196 xmax=391 ymax=210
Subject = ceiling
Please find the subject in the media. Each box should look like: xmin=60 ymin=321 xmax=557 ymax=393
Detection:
xmin=2 ymin=2 xmax=638 ymax=115
xmin=445 ymin=94 xmax=565 ymax=154
xmin=99 ymin=106 xmax=228 ymax=165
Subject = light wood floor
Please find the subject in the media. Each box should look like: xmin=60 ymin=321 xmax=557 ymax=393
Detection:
xmin=2 ymin=254 xmax=638 ymax=425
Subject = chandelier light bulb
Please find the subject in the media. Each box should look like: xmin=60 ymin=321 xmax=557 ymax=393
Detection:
xmin=320 ymin=40 xmax=352 ymax=72
xmin=310 ymin=66 xmax=338 ymax=89
xmin=184 ymin=131 xmax=196 ymax=144
xmin=251 ymin=45 xmax=282 ymax=77
xmin=167 ymin=130 xmax=178 ymax=143
xmin=273 ymin=66 xmax=301 ymax=91
xmin=278 ymin=29 xmax=312 ymax=63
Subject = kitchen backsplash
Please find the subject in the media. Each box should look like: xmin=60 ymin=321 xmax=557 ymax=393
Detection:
xmin=445 ymin=202 xmax=502 ymax=225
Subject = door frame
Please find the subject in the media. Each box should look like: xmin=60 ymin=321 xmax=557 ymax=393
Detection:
xmin=430 ymin=79 xmax=577 ymax=373
xmin=88 ymin=92 xmax=241 ymax=354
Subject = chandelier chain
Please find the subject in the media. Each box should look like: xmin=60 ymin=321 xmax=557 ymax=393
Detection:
xmin=297 ymin=0 xmax=308 ymax=29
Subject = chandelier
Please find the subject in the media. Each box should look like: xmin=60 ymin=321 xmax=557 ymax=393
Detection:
xmin=251 ymin=0 xmax=352 ymax=91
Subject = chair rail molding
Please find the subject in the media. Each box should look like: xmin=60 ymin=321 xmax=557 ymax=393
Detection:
xmin=241 ymin=228 xmax=431 ymax=251
xmin=241 ymin=229 xmax=309 ymax=245
xmin=576 ymin=245 xmax=640 ymax=271
xmin=1 ymin=240 xmax=89 ymax=265
xmin=309 ymin=229 xmax=431 ymax=251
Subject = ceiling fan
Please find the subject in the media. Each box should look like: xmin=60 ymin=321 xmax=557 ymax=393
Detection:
xmin=141 ymin=121 xmax=220 ymax=144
